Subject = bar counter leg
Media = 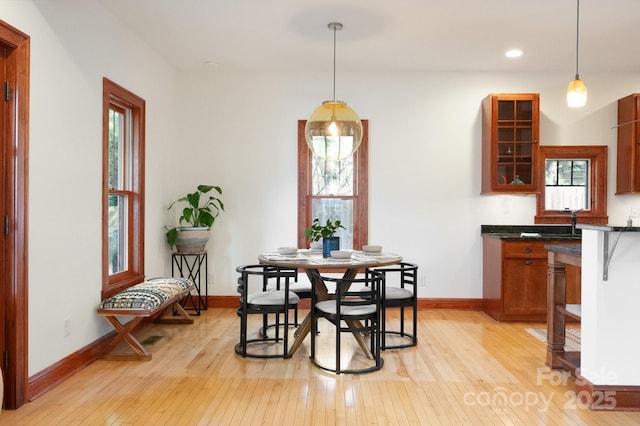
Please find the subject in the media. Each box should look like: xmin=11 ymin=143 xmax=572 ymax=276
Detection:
xmin=546 ymin=252 xmax=567 ymax=369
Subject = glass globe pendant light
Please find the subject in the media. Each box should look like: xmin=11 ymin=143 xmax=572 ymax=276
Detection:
xmin=305 ymin=23 xmax=363 ymax=161
xmin=567 ymin=0 xmax=587 ymax=108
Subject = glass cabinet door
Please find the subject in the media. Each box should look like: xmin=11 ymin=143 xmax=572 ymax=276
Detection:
xmin=482 ymin=94 xmax=539 ymax=194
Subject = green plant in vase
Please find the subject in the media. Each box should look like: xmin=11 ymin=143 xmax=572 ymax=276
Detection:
xmin=165 ymin=184 xmax=224 ymax=252
xmin=304 ymin=218 xmax=345 ymax=257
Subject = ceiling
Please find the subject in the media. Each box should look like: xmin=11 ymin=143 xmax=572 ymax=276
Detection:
xmin=98 ymin=0 xmax=640 ymax=73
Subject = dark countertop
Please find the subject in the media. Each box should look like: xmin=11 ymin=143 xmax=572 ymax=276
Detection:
xmin=544 ymin=244 xmax=582 ymax=257
xmin=578 ymin=224 xmax=640 ymax=232
xmin=481 ymin=224 xmax=581 ymax=241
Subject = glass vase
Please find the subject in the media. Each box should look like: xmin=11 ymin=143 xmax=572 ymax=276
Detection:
xmin=322 ymin=237 xmax=340 ymax=258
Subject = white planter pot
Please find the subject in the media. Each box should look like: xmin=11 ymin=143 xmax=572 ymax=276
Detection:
xmin=310 ymin=241 xmax=323 ymax=251
xmin=175 ymin=227 xmax=211 ymax=253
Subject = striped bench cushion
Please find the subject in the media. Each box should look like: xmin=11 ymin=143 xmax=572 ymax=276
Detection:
xmin=98 ymin=277 xmax=194 ymax=311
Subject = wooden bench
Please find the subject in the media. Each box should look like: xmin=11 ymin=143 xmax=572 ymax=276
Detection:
xmin=97 ymin=277 xmax=195 ymax=361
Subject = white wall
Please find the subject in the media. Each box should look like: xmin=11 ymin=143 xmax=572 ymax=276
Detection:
xmin=1 ymin=0 xmax=179 ymax=374
xmin=2 ymin=0 xmax=639 ymax=376
xmin=176 ymin=70 xmax=640 ymax=300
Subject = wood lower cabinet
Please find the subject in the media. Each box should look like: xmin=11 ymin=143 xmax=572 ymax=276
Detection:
xmin=483 ymin=238 xmax=580 ymax=322
xmin=502 ymin=257 xmax=548 ymax=316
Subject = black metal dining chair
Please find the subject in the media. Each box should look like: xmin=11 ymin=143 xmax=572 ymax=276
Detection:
xmin=235 ymin=264 xmax=300 ymax=358
xmin=309 ymin=270 xmax=383 ymax=374
xmin=265 ymin=272 xmax=311 ymax=329
xmin=368 ymin=262 xmax=418 ymax=350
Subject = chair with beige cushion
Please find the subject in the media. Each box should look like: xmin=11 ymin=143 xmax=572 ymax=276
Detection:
xmin=310 ymin=271 xmax=383 ymax=374
xmin=235 ymin=264 xmax=300 ymax=358
xmin=264 ymin=271 xmax=311 ymax=330
xmin=368 ymin=262 xmax=418 ymax=350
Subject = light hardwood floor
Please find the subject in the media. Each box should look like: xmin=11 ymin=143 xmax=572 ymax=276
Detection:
xmin=2 ymin=309 xmax=639 ymax=425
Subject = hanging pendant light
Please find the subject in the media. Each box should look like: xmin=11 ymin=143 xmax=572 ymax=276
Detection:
xmin=305 ymin=22 xmax=363 ymax=161
xmin=567 ymin=0 xmax=587 ymax=107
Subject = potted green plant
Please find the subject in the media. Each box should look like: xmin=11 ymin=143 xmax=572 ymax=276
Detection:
xmin=304 ymin=218 xmax=345 ymax=257
xmin=165 ymin=184 xmax=224 ymax=253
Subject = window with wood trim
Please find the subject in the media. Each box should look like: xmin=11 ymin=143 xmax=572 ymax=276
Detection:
xmin=535 ymin=145 xmax=607 ymax=225
xmin=297 ymin=120 xmax=368 ymax=250
xmin=102 ymin=78 xmax=145 ymax=298
xmin=544 ymin=159 xmax=589 ymax=211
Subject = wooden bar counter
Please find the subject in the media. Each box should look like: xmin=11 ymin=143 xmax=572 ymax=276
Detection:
xmin=545 ymin=243 xmax=581 ymax=374
xmin=547 ymin=226 xmax=640 ymax=410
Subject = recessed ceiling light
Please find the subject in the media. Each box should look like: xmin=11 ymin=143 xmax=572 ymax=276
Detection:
xmin=505 ymin=49 xmax=523 ymax=58
xmin=204 ymin=61 xmax=220 ymax=68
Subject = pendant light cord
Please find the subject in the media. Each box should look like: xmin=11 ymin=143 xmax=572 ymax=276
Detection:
xmin=332 ymin=24 xmax=337 ymax=100
xmin=575 ymin=0 xmax=580 ymax=80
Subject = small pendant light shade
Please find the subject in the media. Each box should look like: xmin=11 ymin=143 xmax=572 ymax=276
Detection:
xmin=305 ymin=23 xmax=363 ymax=161
xmin=567 ymin=78 xmax=587 ymax=107
xmin=567 ymin=0 xmax=587 ymax=107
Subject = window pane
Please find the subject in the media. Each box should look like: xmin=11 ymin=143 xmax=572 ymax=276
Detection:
xmin=557 ymin=160 xmax=573 ymax=186
xmin=544 ymin=187 xmax=588 ymax=211
xmin=311 ymin=198 xmax=353 ymax=249
xmin=572 ymin=160 xmax=588 ymax=185
xmin=309 ymin=135 xmax=355 ymax=161
xmin=108 ymin=109 xmax=124 ymax=190
xmin=545 ymin=160 xmax=558 ymax=186
xmin=312 ymin=157 xmax=353 ymax=196
xmin=108 ymin=194 xmax=128 ymax=274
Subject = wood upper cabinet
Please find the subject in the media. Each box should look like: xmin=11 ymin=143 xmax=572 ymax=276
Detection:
xmin=483 ymin=238 xmax=580 ymax=322
xmin=482 ymin=94 xmax=540 ymax=194
xmin=616 ymin=93 xmax=640 ymax=194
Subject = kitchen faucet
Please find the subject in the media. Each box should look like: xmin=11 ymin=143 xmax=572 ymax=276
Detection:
xmin=567 ymin=209 xmax=584 ymax=236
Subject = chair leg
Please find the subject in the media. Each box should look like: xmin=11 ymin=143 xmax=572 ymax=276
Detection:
xmin=238 ymin=309 xmax=248 ymax=357
xmin=310 ymin=310 xmax=316 ymax=360
xmin=412 ymin=302 xmax=418 ymax=345
xmin=262 ymin=313 xmax=269 ymax=338
xmin=381 ymin=305 xmax=387 ymax=350
xmin=373 ymin=314 xmax=381 ymax=368
xmin=283 ymin=309 xmax=289 ymax=358
xmin=335 ymin=319 xmax=341 ymax=374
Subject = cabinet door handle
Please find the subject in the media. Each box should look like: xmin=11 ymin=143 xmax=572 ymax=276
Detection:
xmin=524 ymin=259 xmax=532 ymax=265
xmin=523 ymin=248 xmax=532 ymax=253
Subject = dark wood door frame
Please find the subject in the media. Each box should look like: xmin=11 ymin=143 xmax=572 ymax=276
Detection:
xmin=0 ymin=19 xmax=29 ymax=410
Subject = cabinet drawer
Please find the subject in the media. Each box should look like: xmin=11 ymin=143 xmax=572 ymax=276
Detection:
xmin=503 ymin=241 xmax=548 ymax=258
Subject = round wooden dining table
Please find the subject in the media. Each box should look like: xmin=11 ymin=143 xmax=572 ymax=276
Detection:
xmin=258 ymin=250 xmax=402 ymax=358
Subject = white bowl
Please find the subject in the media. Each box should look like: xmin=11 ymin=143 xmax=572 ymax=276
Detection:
xmin=277 ymin=247 xmax=298 ymax=255
xmin=363 ymin=245 xmax=382 ymax=254
xmin=330 ymin=250 xmax=352 ymax=259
